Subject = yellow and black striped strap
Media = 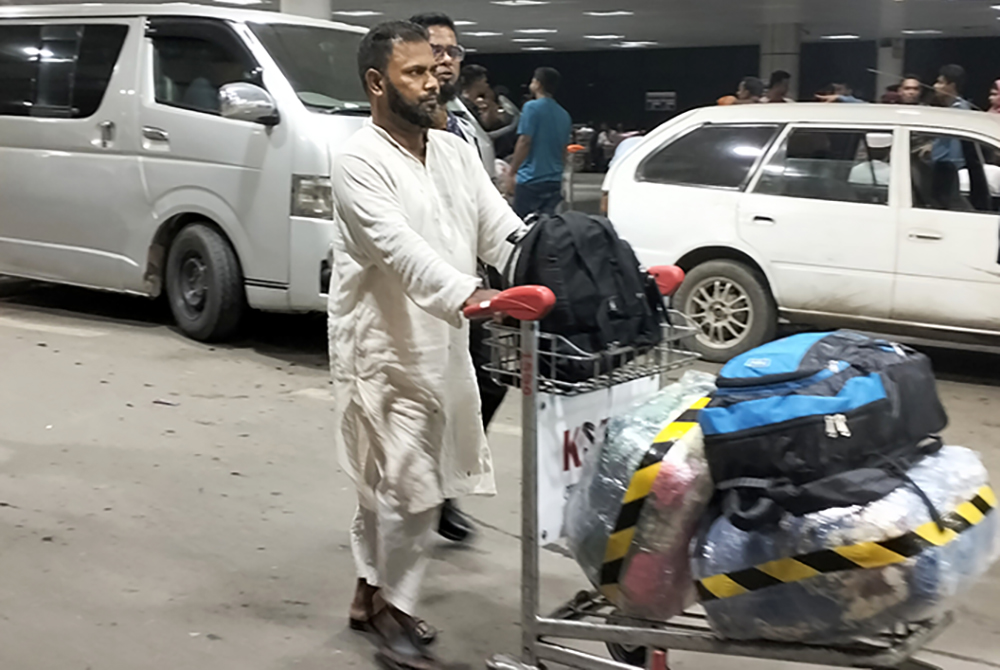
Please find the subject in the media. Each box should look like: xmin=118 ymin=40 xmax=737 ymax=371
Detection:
xmin=599 ymin=396 xmax=711 ymax=600
xmin=696 ymin=485 xmax=997 ymax=602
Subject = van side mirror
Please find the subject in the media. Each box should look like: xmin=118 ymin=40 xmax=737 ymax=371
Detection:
xmin=219 ymin=83 xmax=280 ymax=126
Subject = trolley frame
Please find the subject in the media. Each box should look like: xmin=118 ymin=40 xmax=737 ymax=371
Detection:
xmin=482 ymin=315 xmax=952 ymax=670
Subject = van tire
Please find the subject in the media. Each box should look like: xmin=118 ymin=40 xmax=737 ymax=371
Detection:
xmin=165 ymin=223 xmax=245 ymax=342
xmin=675 ymin=260 xmax=776 ymax=363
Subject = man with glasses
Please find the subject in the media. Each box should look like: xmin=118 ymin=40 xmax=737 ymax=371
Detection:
xmin=409 ymin=12 xmax=503 ymax=550
xmin=410 ymin=13 xmax=496 ymax=183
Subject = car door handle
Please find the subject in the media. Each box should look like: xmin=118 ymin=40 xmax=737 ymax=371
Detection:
xmin=908 ymin=231 xmax=943 ymax=241
xmin=98 ymin=120 xmax=115 ymax=148
xmin=142 ymin=126 xmax=169 ymax=142
xmin=751 ymin=216 xmax=775 ymax=225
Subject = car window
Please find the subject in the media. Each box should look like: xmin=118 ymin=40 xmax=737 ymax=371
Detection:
xmin=150 ymin=19 xmax=259 ymax=115
xmin=637 ymin=125 xmax=779 ymax=189
xmin=754 ymin=128 xmax=893 ymax=205
xmin=0 ymin=25 xmax=39 ymax=116
xmin=911 ymin=131 xmax=999 ymax=214
xmin=0 ymin=23 xmax=128 ymax=118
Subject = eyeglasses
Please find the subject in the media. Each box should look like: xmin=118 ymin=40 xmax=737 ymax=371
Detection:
xmin=432 ymin=44 xmax=466 ymax=61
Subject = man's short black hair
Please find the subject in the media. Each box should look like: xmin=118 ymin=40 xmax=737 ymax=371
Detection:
xmin=741 ymin=76 xmax=764 ymax=98
xmin=460 ymin=64 xmax=489 ymax=90
xmin=357 ymin=21 xmax=429 ymax=91
xmin=408 ymin=12 xmax=456 ymax=34
xmin=939 ymin=64 xmax=966 ymax=93
xmin=769 ymin=70 xmax=791 ymax=88
xmin=902 ymin=73 xmax=922 ymax=83
xmin=534 ymin=67 xmax=561 ymax=95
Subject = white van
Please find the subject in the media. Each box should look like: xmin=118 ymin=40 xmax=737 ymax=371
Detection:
xmin=0 ymin=3 xmax=369 ymax=340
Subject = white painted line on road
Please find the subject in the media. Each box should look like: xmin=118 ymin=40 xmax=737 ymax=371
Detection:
xmin=0 ymin=315 xmax=106 ymax=338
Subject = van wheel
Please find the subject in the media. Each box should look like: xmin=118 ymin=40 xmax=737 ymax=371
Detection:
xmin=165 ymin=223 xmax=245 ymax=342
xmin=676 ymin=260 xmax=776 ymax=363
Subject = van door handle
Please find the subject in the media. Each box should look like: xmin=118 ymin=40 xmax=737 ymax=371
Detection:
xmin=98 ymin=120 xmax=115 ymax=148
xmin=142 ymin=126 xmax=169 ymax=142
xmin=751 ymin=216 xmax=775 ymax=225
xmin=908 ymin=231 xmax=943 ymax=241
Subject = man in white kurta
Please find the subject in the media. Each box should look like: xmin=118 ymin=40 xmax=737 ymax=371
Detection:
xmin=328 ymin=20 xmax=523 ymax=669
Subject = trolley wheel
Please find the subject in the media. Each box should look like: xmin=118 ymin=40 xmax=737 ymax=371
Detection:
xmin=606 ymin=642 xmax=648 ymax=667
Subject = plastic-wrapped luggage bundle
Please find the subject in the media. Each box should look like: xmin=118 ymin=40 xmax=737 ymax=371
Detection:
xmin=566 ymin=370 xmax=716 ymax=620
xmin=692 ymin=446 xmax=999 ymax=643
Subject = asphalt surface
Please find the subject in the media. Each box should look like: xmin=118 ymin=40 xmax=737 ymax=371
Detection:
xmin=1 ymin=196 xmax=999 ymax=670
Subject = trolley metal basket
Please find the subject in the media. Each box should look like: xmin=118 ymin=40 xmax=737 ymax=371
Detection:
xmin=465 ymin=271 xmax=952 ymax=670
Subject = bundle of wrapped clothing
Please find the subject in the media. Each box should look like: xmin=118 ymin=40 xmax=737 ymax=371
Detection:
xmin=692 ymin=446 xmax=999 ymax=642
xmin=566 ymin=370 xmax=716 ymax=621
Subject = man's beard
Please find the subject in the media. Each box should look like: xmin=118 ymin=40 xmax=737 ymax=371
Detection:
xmin=386 ymin=78 xmax=438 ymax=129
xmin=438 ymin=80 xmax=458 ymax=104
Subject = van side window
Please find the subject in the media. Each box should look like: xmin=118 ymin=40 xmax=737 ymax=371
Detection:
xmin=911 ymin=131 xmax=1000 ymax=214
xmin=754 ymin=128 xmax=893 ymax=206
xmin=636 ymin=125 xmax=779 ymax=190
xmin=0 ymin=23 xmax=127 ymax=118
xmin=150 ymin=19 xmax=259 ymax=115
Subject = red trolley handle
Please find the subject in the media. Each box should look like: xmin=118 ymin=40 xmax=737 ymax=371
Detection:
xmin=648 ymin=265 xmax=685 ymax=298
xmin=463 ymin=285 xmax=556 ymax=321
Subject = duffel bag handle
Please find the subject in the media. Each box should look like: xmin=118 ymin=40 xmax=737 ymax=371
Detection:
xmin=719 ymin=478 xmax=786 ymax=531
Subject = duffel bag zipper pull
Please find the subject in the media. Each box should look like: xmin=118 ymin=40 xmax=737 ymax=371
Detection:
xmin=835 ymin=414 xmax=852 ymax=438
xmin=825 ymin=415 xmax=838 ymax=438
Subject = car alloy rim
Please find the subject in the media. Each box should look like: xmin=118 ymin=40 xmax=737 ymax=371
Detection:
xmin=180 ymin=253 xmax=209 ymax=314
xmin=686 ymin=277 xmax=753 ymax=350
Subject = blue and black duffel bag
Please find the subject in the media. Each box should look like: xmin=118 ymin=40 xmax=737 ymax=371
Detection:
xmin=698 ymin=330 xmax=948 ymax=530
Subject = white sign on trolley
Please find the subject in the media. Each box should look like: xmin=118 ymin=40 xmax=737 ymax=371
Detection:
xmin=536 ymin=376 xmax=658 ymax=547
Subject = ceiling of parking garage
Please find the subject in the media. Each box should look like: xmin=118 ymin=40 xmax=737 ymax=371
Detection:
xmin=5 ymin=0 xmax=1000 ymax=52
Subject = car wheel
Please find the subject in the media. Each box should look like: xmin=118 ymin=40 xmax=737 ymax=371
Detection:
xmin=165 ymin=223 xmax=245 ymax=342
xmin=675 ymin=260 xmax=776 ymax=363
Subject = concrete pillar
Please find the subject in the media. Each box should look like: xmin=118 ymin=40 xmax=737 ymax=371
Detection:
xmin=760 ymin=23 xmax=802 ymax=100
xmin=876 ymin=38 xmax=905 ymax=98
xmin=280 ymin=0 xmax=329 ymax=20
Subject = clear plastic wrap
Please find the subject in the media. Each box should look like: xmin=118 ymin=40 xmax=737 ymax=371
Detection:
xmin=692 ymin=446 xmax=1000 ymax=643
xmin=566 ymin=370 xmax=717 ymax=620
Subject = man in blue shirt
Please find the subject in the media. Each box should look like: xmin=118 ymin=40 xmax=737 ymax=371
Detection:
xmin=932 ymin=64 xmax=972 ymax=167
xmin=506 ymin=67 xmax=573 ymax=218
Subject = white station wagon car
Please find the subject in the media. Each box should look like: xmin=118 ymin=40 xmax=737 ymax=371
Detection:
xmin=603 ymin=103 xmax=1000 ymax=362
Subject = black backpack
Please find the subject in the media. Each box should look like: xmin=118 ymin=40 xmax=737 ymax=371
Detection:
xmin=504 ymin=211 xmax=664 ymax=382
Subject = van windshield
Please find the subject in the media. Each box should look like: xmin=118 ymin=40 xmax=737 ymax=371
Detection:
xmin=249 ymin=23 xmax=369 ymax=113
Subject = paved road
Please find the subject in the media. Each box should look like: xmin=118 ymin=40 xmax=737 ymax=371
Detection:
xmin=0 ymin=276 xmax=998 ymax=670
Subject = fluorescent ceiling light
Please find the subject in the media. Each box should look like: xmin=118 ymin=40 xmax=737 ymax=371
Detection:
xmin=332 ymin=10 xmax=382 ymax=16
xmin=993 ymin=4 xmax=1000 ymax=8
xmin=584 ymin=10 xmax=634 ymax=17
xmin=493 ymin=0 xmax=550 ymax=6
xmin=213 ymin=0 xmax=263 ymax=5
xmin=453 ymin=20 xmax=478 ymax=26
xmin=821 ymin=34 xmax=860 ymax=40
xmin=523 ymin=46 xmax=554 ymax=51
xmin=515 ymin=28 xmax=558 ymax=34
xmin=618 ymin=40 xmax=658 ymax=48
xmin=512 ymin=37 xmax=547 ymax=42
xmin=902 ymin=29 xmax=942 ymax=35
xmin=464 ymin=31 xmax=503 ymax=37
xmin=584 ymin=34 xmax=626 ymax=40
xmin=465 ymin=47 xmax=479 ymax=52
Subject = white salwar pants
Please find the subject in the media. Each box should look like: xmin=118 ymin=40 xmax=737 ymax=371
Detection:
xmin=350 ymin=497 xmax=440 ymax=615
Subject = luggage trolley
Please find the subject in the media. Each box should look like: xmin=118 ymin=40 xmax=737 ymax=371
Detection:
xmin=463 ymin=268 xmax=952 ymax=670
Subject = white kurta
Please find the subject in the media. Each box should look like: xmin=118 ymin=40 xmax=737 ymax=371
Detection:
xmin=329 ymin=120 xmax=523 ymax=516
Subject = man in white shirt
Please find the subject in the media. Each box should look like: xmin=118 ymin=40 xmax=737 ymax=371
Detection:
xmin=329 ymin=21 xmax=523 ymax=670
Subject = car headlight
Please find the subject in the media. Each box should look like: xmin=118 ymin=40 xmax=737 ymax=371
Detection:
xmin=291 ymin=175 xmax=333 ymax=219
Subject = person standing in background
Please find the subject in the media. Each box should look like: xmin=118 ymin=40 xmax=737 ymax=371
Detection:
xmin=899 ymin=75 xmax=924 ymax=105
xmin=409 ymin=12 xmax=496 ymax=183
xmin=989 ymin=80 xmax=1000 ymax=114
xmin=506 ymin=67 xmax=573 ymax=218
xmin=734 ymin=76 xmax=764 ymax=104
xmin=935 ymin=64 xmax=971 ymax=110
xmin=764 ymin=70 xmax=793 ymax=102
